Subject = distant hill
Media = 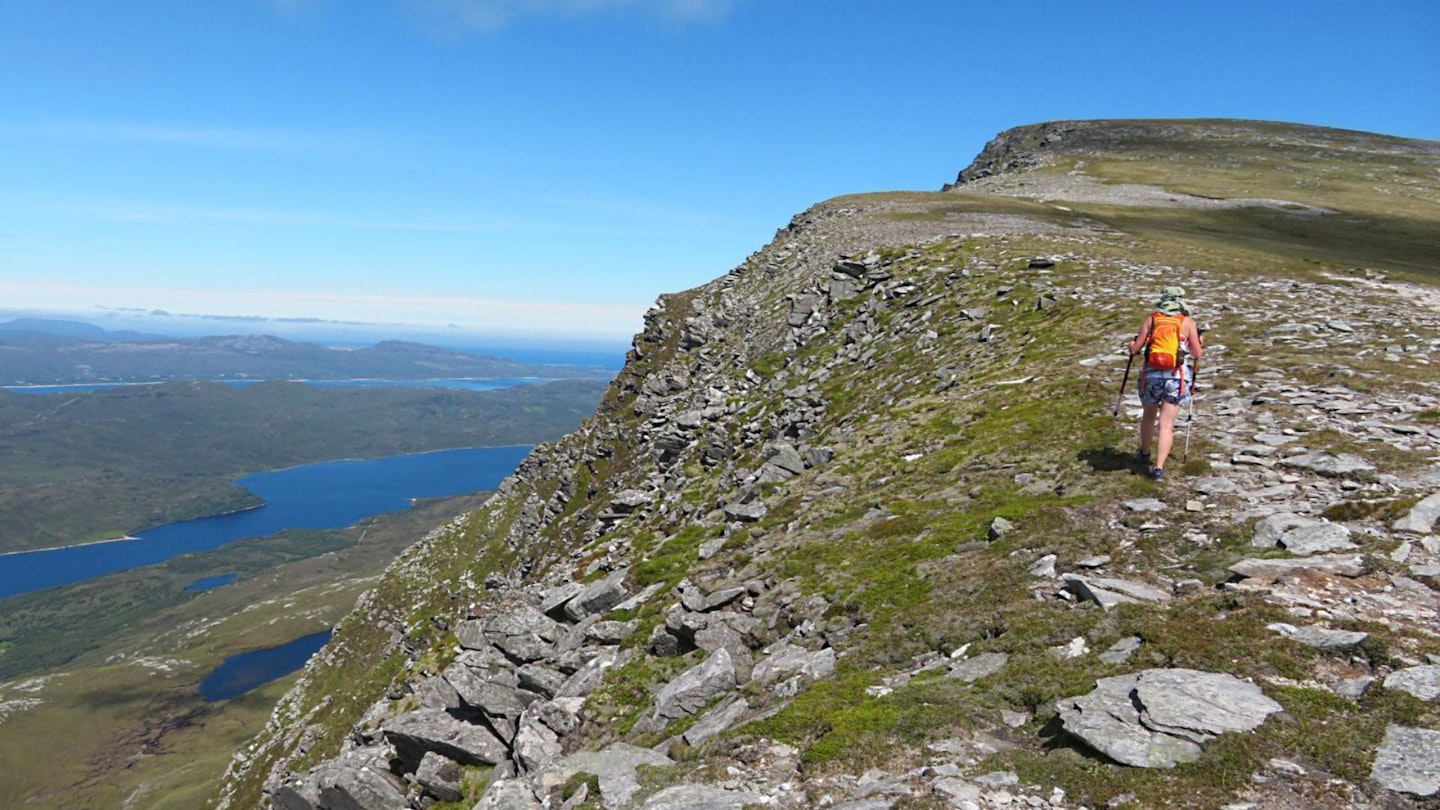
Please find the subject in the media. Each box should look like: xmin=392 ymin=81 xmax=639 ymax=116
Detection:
xmin=0 ymin=377 xmax=609 ymax=555
xmin=0 ymin=322 xmax=612 ymax=384
xmin=0 ymin=317 xmax=167 ymax=342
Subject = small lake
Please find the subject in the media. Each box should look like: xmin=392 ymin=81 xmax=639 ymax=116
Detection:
xmin=0 ymin=445 xmax=532 ymax=600
xmin=199 ymin=629 xmax=334 ymax=702
xmin=2 ymin=377 xmax=550 ymax=395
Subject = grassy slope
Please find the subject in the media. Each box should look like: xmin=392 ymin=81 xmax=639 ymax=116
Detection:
xmin=220 ymin=121 xmax=1440 ymax=809
xmin=0 ymin=378 xmax=605 ymax=553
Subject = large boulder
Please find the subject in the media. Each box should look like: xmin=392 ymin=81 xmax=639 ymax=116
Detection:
xmin=381 ymin=708 xmax=509 ymax=772
xmin=274 ymin=748 xmax=407 ymax=810
xmin=648 ymin=648 xmax=737 ymax=727
xmin=564 ymin=568 xmax=632 ymax=622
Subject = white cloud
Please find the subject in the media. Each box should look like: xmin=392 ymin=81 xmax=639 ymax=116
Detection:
xmin=408 ymin=0 xmax=738 ymax=29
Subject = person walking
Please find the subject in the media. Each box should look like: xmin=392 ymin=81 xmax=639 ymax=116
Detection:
xmin=1127 ymin=287 xmax=1203 ymax=482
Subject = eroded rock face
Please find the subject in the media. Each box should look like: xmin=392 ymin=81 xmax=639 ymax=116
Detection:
xmin=1057 ymin=669 xmax=1282 ymax=768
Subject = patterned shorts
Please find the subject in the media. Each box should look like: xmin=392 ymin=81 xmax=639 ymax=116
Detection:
xmin=1139 ymin=373 xmax=1190 ymax=406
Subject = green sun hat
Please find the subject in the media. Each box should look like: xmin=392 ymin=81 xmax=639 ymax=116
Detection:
xmin=1156 ymin=286 xmax=1191 ymax=315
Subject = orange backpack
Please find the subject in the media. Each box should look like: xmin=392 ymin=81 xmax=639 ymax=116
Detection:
xmin=1144 ymin=313 xmax=1186 ymax=371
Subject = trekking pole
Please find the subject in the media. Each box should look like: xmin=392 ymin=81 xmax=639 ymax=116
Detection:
xmin=1112 ymin=352 xmax=1135 ymax=428
xmin=1183 ymin=359 xmax=1201 ymax=462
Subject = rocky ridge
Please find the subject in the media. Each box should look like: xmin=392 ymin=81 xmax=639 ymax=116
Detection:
xmin=219 ymin=120 xmax=1440 ymax=810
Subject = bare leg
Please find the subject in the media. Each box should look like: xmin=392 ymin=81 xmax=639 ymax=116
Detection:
xmin=1139 ymin=404 xmax=1158 ymax=461
xmin=1154 ymin=402 xmax=1182 ymax=470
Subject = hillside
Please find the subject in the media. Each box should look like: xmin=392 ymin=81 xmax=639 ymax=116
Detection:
xmin=0 ymin=327 xmax=609 ymax=385
xmin=211 ymin=120 xmax=1440 ymax=809
xmin=0 ymin=379 xmax=607 ymax=553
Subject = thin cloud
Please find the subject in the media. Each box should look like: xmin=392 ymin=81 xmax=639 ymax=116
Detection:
xmin=0 ymin=121 xmax=372 ymax=153
xmin=1 ymin=281 xmax=647 ymax=339
xmin=33 ymin=197 xmax=532 ymax=233
xmin=22 ymin=195 xmax=752 ymax=240
xmin=409 ymin=0 xmax=738 ymax=29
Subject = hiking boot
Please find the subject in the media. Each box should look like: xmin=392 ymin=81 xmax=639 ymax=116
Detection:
xmin=1136 ymin=450 xmax=1150 ymax=468
xmin=1150 ymin=467 xmax=1165 ymax=483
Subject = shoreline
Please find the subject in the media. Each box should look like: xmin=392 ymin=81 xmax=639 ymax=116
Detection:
xmin=0 ymin=534 xmax=141 ymax=558
xmin=1 ymin=376 xmax=551 ymax=393
xmin=0 ymin=445 xmax=531 ymax=560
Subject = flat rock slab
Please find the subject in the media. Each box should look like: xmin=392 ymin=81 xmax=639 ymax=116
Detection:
xmin=1394 ymin=492 xmax=1440 ymax=535
xmin=1252 ymin=512 xmax=1315 ymax=548
xmin=1099 ymin=636 xmax=1142 ymax=664
xmin=1371 ymin=725 xmax=1440 ymax=797
xmin=1278 ymin=522 xmax=1356 ymax=556
xmin=753 ymin=644 xmax=836 ymax=684
xmin=1123 ymin=498 xmax=1167 ymax=513
xmin=723 ymin=502 xmax=767 ymax=522
xmin=1063 ymin=574 xmax=1171 ymax=610
xmin=946 ymin=652 xmax=1009 ymax=683
xmin=1229 ymin=553 xmax=1366 ymax=582
xmin=1268 ymin=623 xmax=1369 ymax=651
xmin=1058 ymin=668 xmax=1282 ymax=768
xmin=535 ymin=743 xmax=673 ymax=789
xmin=1384 ymin=665 xmax=1440 ymax=701
xmin=638 ymin=784 xmax=763 ymax=809
xmin=1192 ymin=476 xmax=1240 ymax=495
xmin=683 ymin=697 xmax=751 ymax=746
xmin=473 ymin=778 xmax=543 ymax=810
xmin=1280 ymin=451 xmax=1374 ymax=478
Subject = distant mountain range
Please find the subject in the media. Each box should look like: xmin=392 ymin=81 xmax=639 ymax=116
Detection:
xmin=0 ymin=319 xmax=613 ymax=385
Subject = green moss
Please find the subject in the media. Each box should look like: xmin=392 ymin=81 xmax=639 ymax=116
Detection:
xmin=1112 ymin=596 xmax=1315 ymax=680
xmin=750 ymin=352 xmax=788 ymax=379
xmin=1321 ymin=495 xmax=1419 ymax=523
xmin=632 ymin=525 xmax=717 ymax=588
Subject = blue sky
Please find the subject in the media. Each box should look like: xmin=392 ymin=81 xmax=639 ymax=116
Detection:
xmin=1 ymin=0 xmax=1436 ymax=348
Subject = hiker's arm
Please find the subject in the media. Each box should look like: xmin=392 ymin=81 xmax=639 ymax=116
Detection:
xmin=1186 ymin=319 xmax=1204 ymax=360
xmin=1127 ymin=316 xmax=1152 ymax=355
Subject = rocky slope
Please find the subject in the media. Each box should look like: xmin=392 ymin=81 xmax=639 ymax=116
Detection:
xmin=214 ymin=120 xmax=1440 ymax=810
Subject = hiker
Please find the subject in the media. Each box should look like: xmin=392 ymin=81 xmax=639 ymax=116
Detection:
xmin=1127 ymin=286 xmax=1203 ymax=482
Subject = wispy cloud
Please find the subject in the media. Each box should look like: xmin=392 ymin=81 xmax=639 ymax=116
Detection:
xmin=532 ymin=193 xmax=748 ymax=228
xmin=20 ymin=194 xmax=752 ymax=240
xmin=32 ymin=197 xmax=530 ymax=233
xmin=0 ymin=121 xmax=372 ymax=153
xmin=408 ymin=0 xmax=739 ymax=30
xmin=1 ymin=281 xmax=647 ymax=339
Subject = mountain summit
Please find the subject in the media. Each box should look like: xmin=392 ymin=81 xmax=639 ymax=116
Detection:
xmin=219 ymin=120 xmax=1440 ymax=810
